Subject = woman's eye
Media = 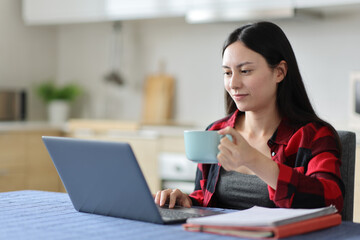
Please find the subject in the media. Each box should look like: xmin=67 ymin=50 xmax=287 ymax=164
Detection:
xmin=223 ymin=71 xmax=232 ymax=76
xmin=241 ymin=69 xmax=252 ymax=74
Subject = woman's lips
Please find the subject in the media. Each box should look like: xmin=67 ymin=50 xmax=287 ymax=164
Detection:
xmin=232 ymin=94 xmax=248 ymax=101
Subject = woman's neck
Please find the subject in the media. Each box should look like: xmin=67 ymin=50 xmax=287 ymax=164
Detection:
xmin=237 ymin=107 xmax=282 ymax=139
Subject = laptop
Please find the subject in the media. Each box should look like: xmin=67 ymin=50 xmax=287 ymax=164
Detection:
xmin=42 ymin=136 xmax=221 ymax=224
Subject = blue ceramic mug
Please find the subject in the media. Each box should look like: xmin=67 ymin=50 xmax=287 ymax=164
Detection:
xmin=184 ymin=130 xmax=232 ymax=164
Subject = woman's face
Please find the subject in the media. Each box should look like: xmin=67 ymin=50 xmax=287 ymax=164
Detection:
xmin=222 ymin=41 xmax=284 ymax=113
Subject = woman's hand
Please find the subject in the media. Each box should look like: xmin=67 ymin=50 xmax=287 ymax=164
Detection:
xmin=217 ymin=126 xmax=257 ymax=171
xmin=154 ymin=189 xmax=192 ymax=208
xmin=217 ymin=126 xmax=280 ymax=189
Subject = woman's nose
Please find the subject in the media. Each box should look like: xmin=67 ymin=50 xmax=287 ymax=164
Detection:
xmin=229 ymin=73 xmax=242 ymax=89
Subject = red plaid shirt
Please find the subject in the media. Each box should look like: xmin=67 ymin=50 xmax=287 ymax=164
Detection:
xmin=189 ymin=110 xmax=344 ymax=212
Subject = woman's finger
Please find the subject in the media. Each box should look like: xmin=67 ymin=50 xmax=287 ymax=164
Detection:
xmin=218 ymin=142 xmax=232 ymax=158
xmin=217 ymin=151 xmax=231 ymax=168
xmin=180 ymin=194 xmax=192 ymax=208
xmin=220 ymin=135 xmax=233 ymax=146
xmin=168 ymin=189 xmax=182 ymax=208
xmin=217 ymin=126 xmax=232 ymax=135
xmin=159 ymin=189 xmax=172 ymax=206
xmin=218 ymin=126 xmax=242 ymax=144
xmin=154 ymin=191 xmax=161 ymax=204
xmin=218 ymin=155 xmax=232 ymax=171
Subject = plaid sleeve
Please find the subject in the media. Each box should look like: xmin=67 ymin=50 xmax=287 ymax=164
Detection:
xmin=188 ymin=165 xmax=204 ymax=206
xmin=268 ymin=124 xmax=344 ymax=212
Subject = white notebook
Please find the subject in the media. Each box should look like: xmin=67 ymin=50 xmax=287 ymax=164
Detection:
xmin=187 ymin=205 xmax=338 ymax=227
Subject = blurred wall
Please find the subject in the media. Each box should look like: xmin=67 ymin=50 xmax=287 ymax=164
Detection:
xmin=0 ymin=0 xmax=57 ymax=121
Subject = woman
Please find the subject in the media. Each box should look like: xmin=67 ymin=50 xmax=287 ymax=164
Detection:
xmin=154 ymin=21 xmax=344 ymax=212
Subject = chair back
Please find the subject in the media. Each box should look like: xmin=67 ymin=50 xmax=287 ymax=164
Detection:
xmin=337 ymin=131 xmax=356 ymax=221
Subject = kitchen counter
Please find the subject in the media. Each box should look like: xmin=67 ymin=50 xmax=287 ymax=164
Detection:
xmin=141 ymin=124 xmax=201 ymax=137
xmin=0 ymin=120 xmax=200 ymax=138
xmin=0 ymin=121 xmax=65 ymax=132
xmin=2 ymin=120 xmax=360 ymax=142
xmin=64 ymin=119 xmax=200 ymax=138
xmin=0 ymin=122 xmax=64 ymax=193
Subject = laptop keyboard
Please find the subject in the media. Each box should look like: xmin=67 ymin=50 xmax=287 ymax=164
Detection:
xmin=158 ymin=205 xmax=221 ymax=222
xmin=158 ymin=206 xmax=212 ymax=221
xmin=159 ymin=208 xmax=202 ymax=220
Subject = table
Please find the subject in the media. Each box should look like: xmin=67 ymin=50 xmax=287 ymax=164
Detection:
xmin=1 ymin=190 xmax=360 ymax=239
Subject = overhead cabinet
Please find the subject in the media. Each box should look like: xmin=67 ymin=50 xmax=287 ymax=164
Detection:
xmin=22 ymin=0 xmax=188 ymax=25
xmin=23 ymin=0 xmax=360 ymax=25
xmin=22 ymin=0 xmax=107 ymax=25
xmin=294 ymin=0 xmax=360 ymax=8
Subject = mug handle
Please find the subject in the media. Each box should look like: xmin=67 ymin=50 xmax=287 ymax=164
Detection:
xmin=220 ymin=134 xmax=233 ymax=142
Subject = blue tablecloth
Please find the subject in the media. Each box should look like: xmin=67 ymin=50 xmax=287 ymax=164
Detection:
xmin=0 ymin=190 xmax=359 ymax=240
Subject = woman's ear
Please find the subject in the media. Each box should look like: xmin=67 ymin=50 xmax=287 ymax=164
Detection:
xmin=275 ymin=60 xmax=288 ymax=83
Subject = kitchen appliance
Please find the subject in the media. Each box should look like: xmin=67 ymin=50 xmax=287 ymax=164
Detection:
xmin=0 ymin=89 xmax=27 ymax=121
xmin=159 ymin=152 xmax=197 ymax=194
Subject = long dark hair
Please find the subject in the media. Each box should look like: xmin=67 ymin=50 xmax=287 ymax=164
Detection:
xmin=222 ymin=22 xmax=328 ymax=129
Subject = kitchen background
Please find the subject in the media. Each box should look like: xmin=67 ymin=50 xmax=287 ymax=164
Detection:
xmin=1 ymin=0 xmax=360 ymax=221
xmin=1 ymin=0 xmax=360 ymax=129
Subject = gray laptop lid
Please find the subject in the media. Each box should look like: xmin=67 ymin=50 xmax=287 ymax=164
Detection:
xmin=42 ymin=136 xmax=165 ymax=224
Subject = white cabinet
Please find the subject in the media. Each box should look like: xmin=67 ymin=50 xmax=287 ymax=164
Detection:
xmin=294 ymin=0 xmax=360 ymax=8
xmin=23 ymin=0 xmax=294 ymax=24
xmin=23 ymin=0 xmax=360 ymax=25
xmin=23 ymin=0 xmax=107 ymax=25
xmin=22 ymin=0 xmax=190 ymax=25
xmin=106 ymin=0 xmax=188 ymax=20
